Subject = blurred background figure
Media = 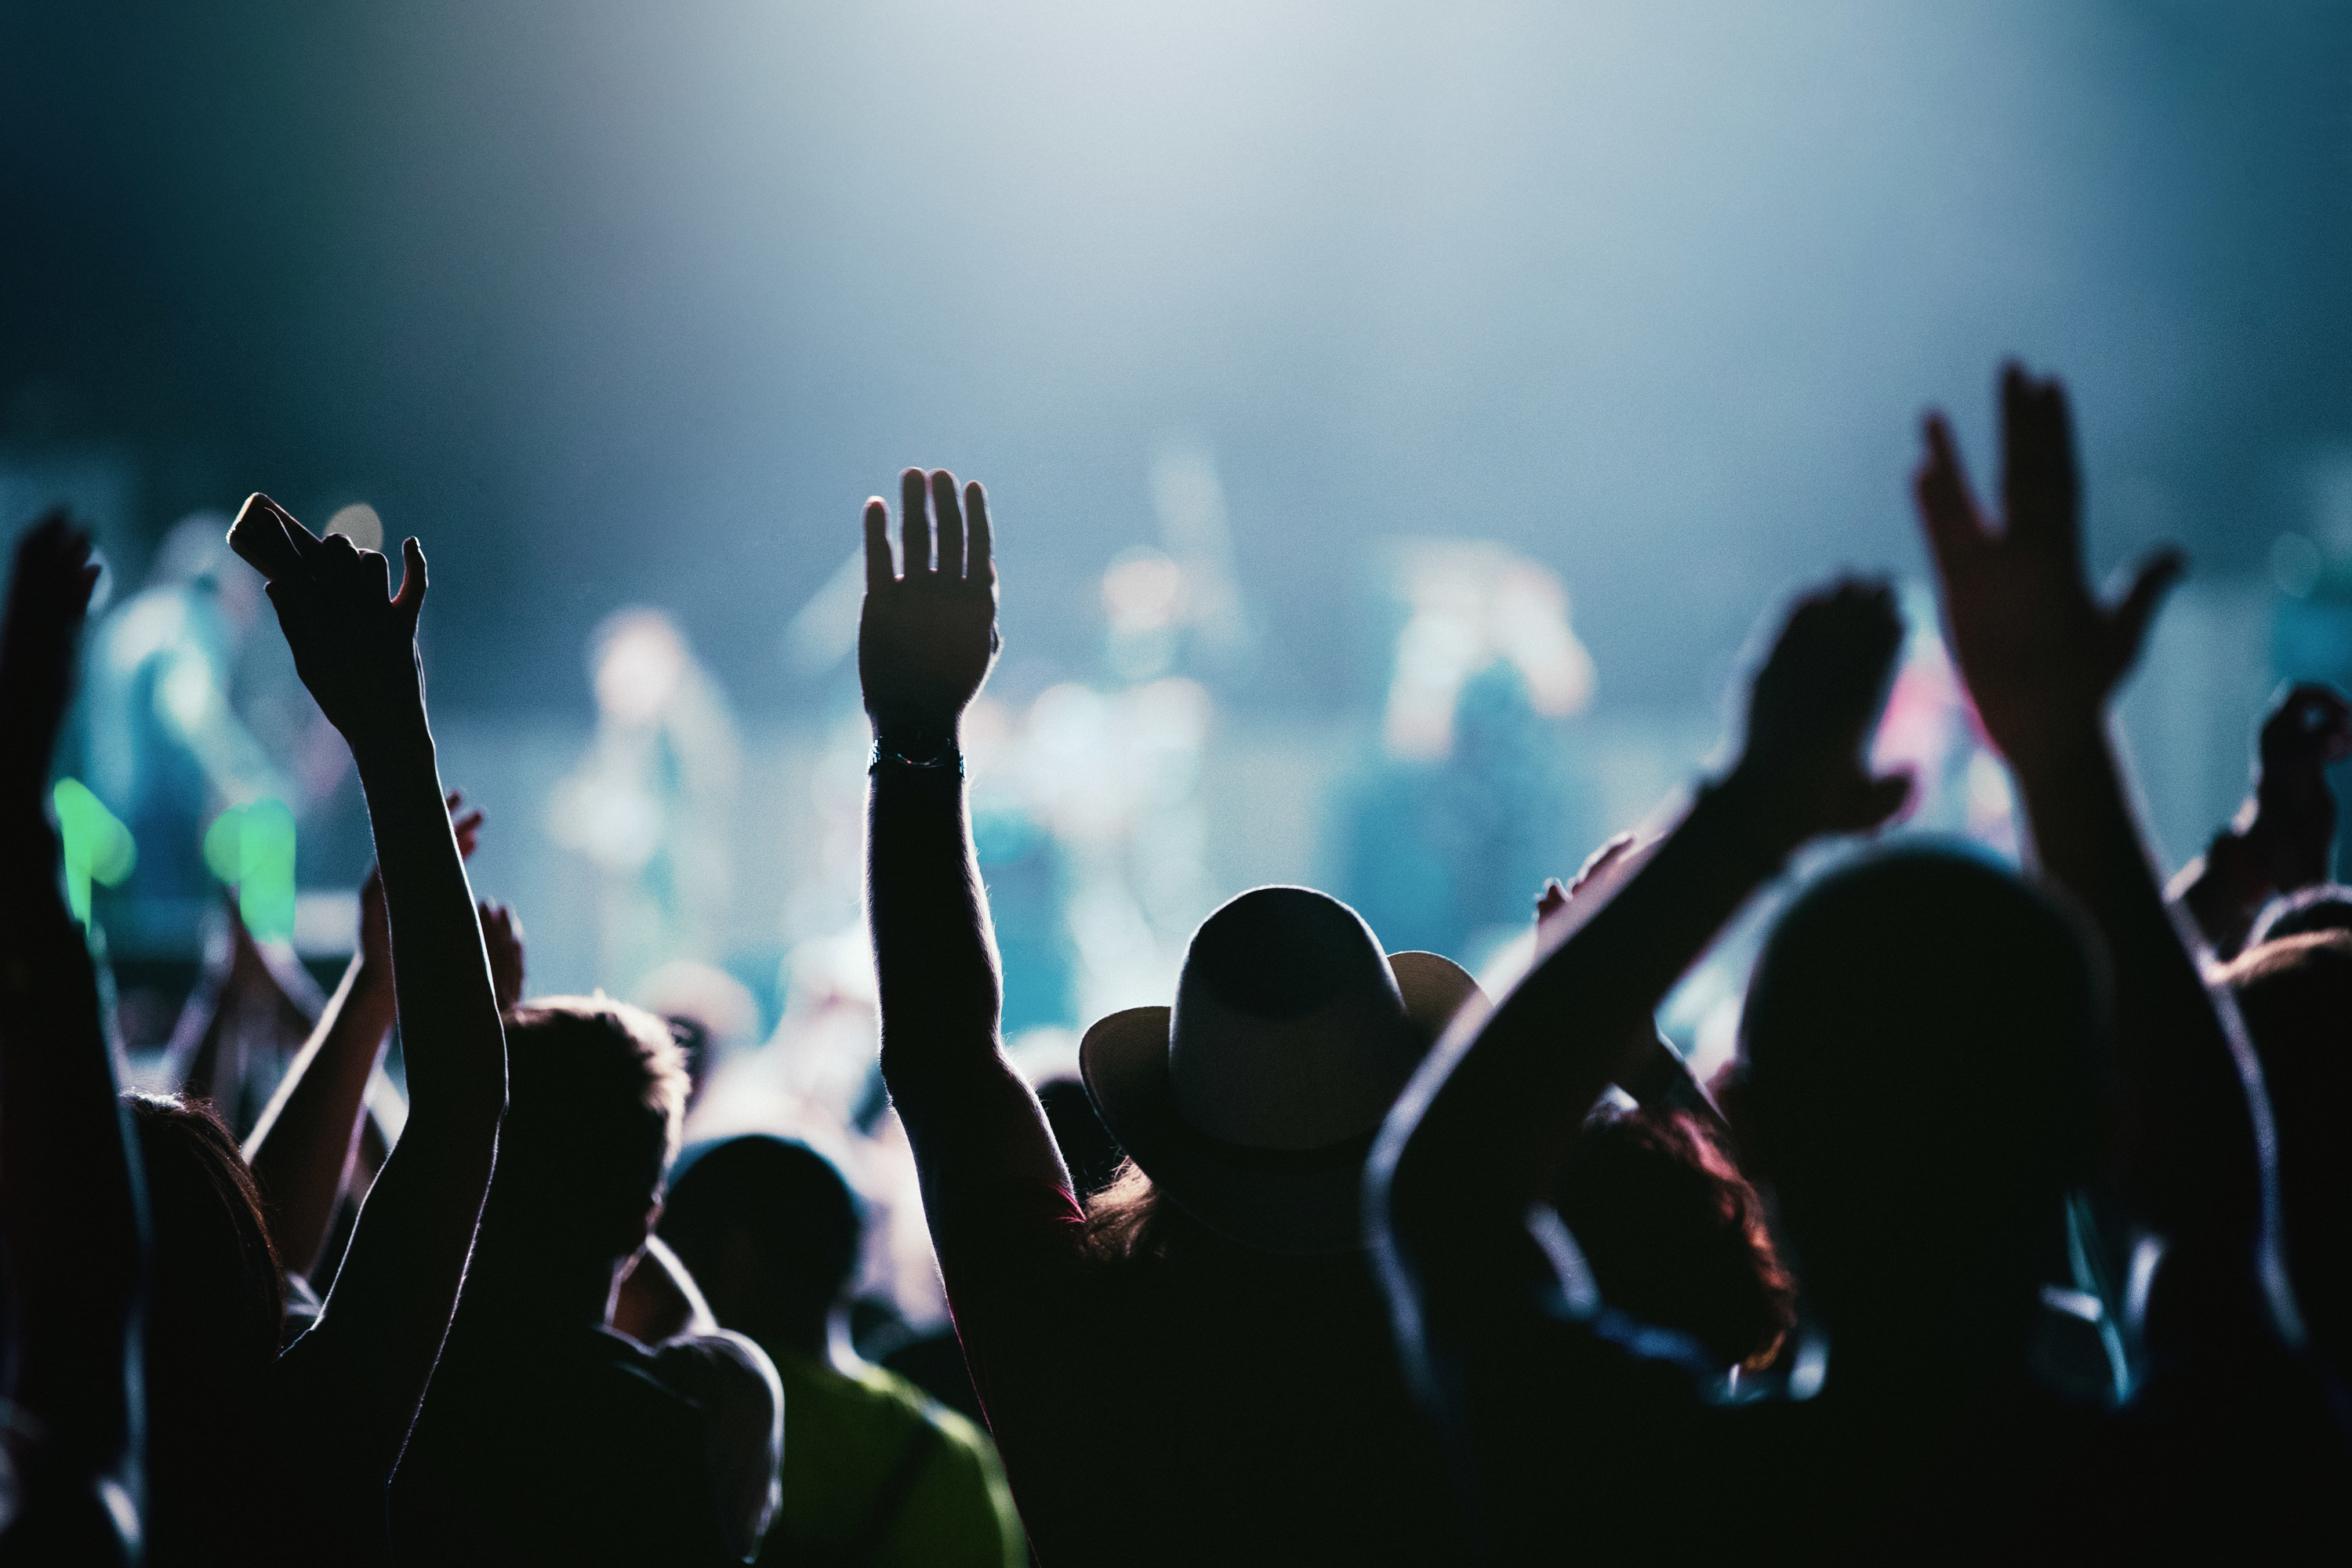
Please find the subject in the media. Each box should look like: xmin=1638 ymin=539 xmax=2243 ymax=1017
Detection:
xmin=1339 ymin=540 xmax=1598 ymax=967
xmin=550 ymin=607 xmax=742 ymax=996
xmin=661 ymin=1137 xmax=1026 ymax=1568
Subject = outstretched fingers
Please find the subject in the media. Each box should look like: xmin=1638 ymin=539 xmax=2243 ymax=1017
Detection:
xmin=2000 ymin=364 xmax=2081 ymax=550
xmin=900 ymin=468 xmax=931 ymax=579
xmin=965 ymin=481 xmax=993 ymax=586
xmin=2279 ymin=684 xmax=2352 ymax=762
xmin=394 ymin=538 xmax=428 ymax=621
xmin=932 ymin=470 xmax=965 ymax=580
xmin=1914 ymin=413 xmax=1987 ymax=573
xmin=5 ymin=512 xmax=100 ymax=626
xmin=2104 ymin=547 xmax=2186 ymax=676
xmin=864 ymin=499 xmax=895 ymax=591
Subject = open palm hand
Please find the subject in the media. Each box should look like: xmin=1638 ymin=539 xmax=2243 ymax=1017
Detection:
xmin=859 ymin=468 xmax=999 ymax=739
xmin=1731 ymin=577 xmax=1912 ymax=844
xmin=1914 ymin=365 xmax=2182 ymax=764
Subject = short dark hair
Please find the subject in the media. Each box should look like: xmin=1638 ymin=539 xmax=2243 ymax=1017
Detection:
xmin=662 ymin=1137 xmax=863 ymax=1321
xmin=1740 ymin=845 xmax=2104 ymax=1296
xmin=2223 ymin=931 xmax=2352 ymax=1370
xmin=495 ymin=997 xmax=689 ymax=1257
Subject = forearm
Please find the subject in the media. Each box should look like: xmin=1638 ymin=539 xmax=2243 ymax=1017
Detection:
xmin=2165 ymin=826 xmax=2270 ymax=961
xmin=0 ymin=804 xmax=143 ymax=1473
xmin=352 ymin=731 xmax=503 ymax=1123
xmin=2010 ymin=723 xmax=2253 ymax=1230
xmin=867 ymin=761 xmax=1070 ymax=1203
xmin=244 ymin=952 xmax=399 ymax=1276
xmin=318 ymin=726 xmax=504 ymax=1446
xmin=1392 ymin=771 xmax=1791 ymax=1239
xmin=868 ymin=764 xmax=1007 ymax=1083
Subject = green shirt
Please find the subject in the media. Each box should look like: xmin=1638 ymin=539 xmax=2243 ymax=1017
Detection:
xmin=760 ymin=1348 xmax=1024 ymax=1568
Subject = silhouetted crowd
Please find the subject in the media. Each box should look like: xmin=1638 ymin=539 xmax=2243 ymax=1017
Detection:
xmin=2 ymin=364 xmax=2348 ymax=1564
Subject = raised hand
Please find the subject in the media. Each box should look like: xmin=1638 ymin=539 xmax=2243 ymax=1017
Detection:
xmin=1726 ymin=579 xmax=1911 ymax=848
xmin=227 ymin=493 xmax=428 ymax=749
xmin=0 ymin=513 xmax=103 ymax=797
xmin=858 ymin=469 xmax=999 ymax=742
xmin=479 ymin=899 xmax=525 ymax=1014
xmin=1537 ymin=833 xmax=1658 ymax=950
xmin=2245 ymin=682 xmax=2352 ymax=893
xmin=1914 ymin=364 xmax=2183 ymax=763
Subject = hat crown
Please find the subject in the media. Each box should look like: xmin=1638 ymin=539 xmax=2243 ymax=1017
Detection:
xmin=1167 ymin=887 xmax=1418 ymax=1150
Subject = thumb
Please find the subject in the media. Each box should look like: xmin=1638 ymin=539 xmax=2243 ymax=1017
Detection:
xmin=394 ymin=538 xmax=428 ymax=622
xmin=2106 ymin=547 xmax=2185 ymax=677
xmin=1836 ymin=771 xmax=1914 ymax=834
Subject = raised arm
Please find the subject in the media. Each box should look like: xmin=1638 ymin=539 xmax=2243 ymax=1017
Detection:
xmin=2168 ymin=684 xmax=2352 ymax=961
xmin=863 ymin=470 xmax=1071 ymax=1221
xmin=0 ymin=514 xmax=144 ymax=1563
xmin=227 ymin=495 xmax=506 ymax=1454
xmin=242 ymin=797 xmax=485 ymax=1278
xmin=1914 ymin=366 xmax=2285 ymax=1317
xmin=1375 ymin=581 xmax=1908 ymax=1287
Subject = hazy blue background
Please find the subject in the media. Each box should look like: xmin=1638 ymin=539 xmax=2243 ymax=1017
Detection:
xmin=6 ymin=2 xmax=2347 ymax=711
xmin=4 ymin=2 xmax=2349 ymax=1010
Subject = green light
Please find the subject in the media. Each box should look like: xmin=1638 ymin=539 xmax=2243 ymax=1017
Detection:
xmin=53 ymin=779 xmax=137 ymax=927
xmin=204 ymin=798 xmax=298 ymax=938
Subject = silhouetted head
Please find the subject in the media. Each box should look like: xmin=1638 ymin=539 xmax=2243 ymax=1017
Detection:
xmin=125 ymin=1092 xmax=284 ymax=1555
xmin=1554 ymin=1105 xmax=1795 ymax=1373
xmin=1738 ymin=846 xmax=2104 ymax=1338
xmin=2223 ymin=931 xmax=2352 ymax=1376
xmin=1080 ymin=884 xmax=1482 ymax=1255
xmin=659 ymin=1137 xmax=863 ymax=1356
xmin=482 ymin=997 xmax=689 ymax=1267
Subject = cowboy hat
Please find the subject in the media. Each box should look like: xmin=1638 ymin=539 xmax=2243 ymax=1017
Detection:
xmin=1080 ymin=885 xmax=1484 ymax=1255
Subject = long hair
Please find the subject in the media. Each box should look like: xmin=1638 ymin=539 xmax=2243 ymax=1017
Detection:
xmin=125 ymin=1091 xmax=285 ymax=1560
xmin=1555 ymin=1105 xmax=1796 ymax=1371
xmin=1078 ymin=1159 xmax=1181 ymax=1262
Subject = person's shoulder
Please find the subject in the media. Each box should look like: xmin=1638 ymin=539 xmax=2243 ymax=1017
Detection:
xmin=824 ymin=1356 xmax=1011 ymax=1477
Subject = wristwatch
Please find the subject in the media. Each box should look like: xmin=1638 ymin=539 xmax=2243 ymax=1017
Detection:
xmin=870 ymin=728 xmax=963 ymax=776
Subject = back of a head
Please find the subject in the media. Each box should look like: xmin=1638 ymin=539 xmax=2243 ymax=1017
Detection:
xmin=125 ymin=1093 xmax=284 ymax=1557
xmin=1740 ymin=846 xmax=2103 ymax=1298
xmin=1554 ymin=1106 xmax=1795 ymax=1373
xmin=2223 ymin=931 xmax=2352 ymax=1370
xmin=660 ymin=1137 xmax=862 ymax=1342
xmin=491 ymin=997 xmax=689 ymax=1261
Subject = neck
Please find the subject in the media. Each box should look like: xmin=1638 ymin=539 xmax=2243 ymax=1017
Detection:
xmin=466 ymin=1236 xmax=630 ymax=1330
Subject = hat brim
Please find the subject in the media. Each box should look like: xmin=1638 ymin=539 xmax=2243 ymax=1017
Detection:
xmin=1079 ymin=950 xmax=1484 ymax=1256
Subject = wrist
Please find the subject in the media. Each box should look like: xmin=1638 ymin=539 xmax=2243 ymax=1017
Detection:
xmin=2197 ymin=827 xmax=2275 ymax=909
xmin=1990 ymin=712 xmax=2111 ymax=792
xmin=1705 ymin=762 xmax=1819 ymax=869
xmin=347 ymin=712 xmax=435 ymax=775
xmin=869 ymin=721 xmax=964 ymax=777
xmin=868 ymin=711 xmax=962 ymax=746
